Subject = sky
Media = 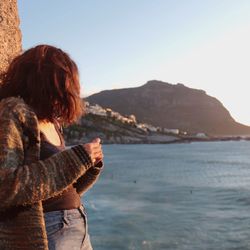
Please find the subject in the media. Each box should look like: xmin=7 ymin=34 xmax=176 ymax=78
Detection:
xmin=18 ymin=0 xmax=250 ymax=125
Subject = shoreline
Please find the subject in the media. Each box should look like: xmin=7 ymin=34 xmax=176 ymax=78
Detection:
xmin=66 ymin=136 xmax=250 ymax=146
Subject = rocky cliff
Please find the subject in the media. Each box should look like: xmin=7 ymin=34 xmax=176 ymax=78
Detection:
xmin=63 ymin=107 xmax=180 ymax=145
xmin=0 ymin=0 xmax=21 ymax=77
xmin=86 ymin=80 xmax=250 ymax=136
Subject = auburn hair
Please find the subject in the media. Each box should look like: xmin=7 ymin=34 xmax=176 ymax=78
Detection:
xmin=0 ymin=44 xmax=84 ymax=125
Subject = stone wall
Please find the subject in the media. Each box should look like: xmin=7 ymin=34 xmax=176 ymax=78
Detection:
xmin=0 ymin=0 xmax=22 ymax=77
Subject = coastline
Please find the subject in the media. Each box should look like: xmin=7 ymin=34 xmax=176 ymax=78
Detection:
xmin=66 ymin=135 xmax=250 ymax=146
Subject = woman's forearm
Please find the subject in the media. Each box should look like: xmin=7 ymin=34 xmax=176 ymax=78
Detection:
xmin=74 ymin=160 xmax=104 ymax=196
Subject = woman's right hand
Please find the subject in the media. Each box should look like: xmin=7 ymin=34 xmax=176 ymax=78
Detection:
xmin=82 ymin=138 xmax=103 ymax=165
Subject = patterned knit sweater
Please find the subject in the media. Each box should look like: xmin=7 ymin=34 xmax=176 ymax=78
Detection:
xmin=0 ymin=97 xmax=103 ymax=250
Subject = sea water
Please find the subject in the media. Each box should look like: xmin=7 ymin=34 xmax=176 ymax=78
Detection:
xmin=82 ymin=141 xmax=250 ymax=250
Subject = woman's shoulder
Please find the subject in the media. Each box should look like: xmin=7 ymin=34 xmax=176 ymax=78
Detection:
xmin=0 ymin=96 xmax=27 ymax=113
xmin=0 ymin=96 xmax=38 ymax=126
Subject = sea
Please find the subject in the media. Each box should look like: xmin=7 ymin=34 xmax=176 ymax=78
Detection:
xmin=82 ymin=141 xmax=250 ymax=250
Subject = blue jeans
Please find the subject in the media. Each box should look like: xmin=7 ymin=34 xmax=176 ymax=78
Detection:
xmin=44 ymin=205 xmax=93 ymax=250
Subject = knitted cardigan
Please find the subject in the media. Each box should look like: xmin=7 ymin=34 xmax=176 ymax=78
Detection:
xmin=0 ymin=97 xmax=103 ymax=250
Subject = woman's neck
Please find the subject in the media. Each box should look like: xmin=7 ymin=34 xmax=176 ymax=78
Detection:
xmin=39 ymin=121 xmax=62 ymax=146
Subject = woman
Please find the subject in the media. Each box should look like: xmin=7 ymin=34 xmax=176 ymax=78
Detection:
xmin=0 ymin=45 xmax=104 ymax=249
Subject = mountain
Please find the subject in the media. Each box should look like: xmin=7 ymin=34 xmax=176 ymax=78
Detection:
xmin=85 ymin=80 xmax=250 ymax=136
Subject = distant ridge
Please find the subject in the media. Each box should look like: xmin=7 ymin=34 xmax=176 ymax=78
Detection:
xmin=86 ymin=80 xmax=250 ymax=136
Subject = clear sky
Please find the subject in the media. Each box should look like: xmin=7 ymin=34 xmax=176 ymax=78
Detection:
xmin=18 ymin=0 xmax=250 ymax=125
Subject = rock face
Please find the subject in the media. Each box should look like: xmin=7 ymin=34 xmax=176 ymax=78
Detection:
xmin=0 ymin=0 xmax=22 ymax=77
xmin=63 ymin=113 xmax=179 ymax=145
xmin=86 ymin=80 xmax=250 ymax=136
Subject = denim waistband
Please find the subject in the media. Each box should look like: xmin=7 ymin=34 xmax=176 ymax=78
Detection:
xmin=44 ymin=204 xmax=85 ymax=220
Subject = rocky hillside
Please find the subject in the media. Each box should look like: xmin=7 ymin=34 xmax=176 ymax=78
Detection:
xmin=86 ymin=80 xmax=250 ymax=136
xmin=63 ymin=103 xmax=180 ymax=145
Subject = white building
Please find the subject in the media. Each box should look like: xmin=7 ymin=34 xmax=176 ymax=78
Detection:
xmin=136 ymin=123 xmax=148 ymax=132
xmin=163 ymin=128 xmax=180 ymax=135
xmin=196 ymin=133 xmax=207 ymax=138
xmin=145 ymin=124 xmax=158 ymax=132
xmin=87 ymin=104 xmax=107 ymax=116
